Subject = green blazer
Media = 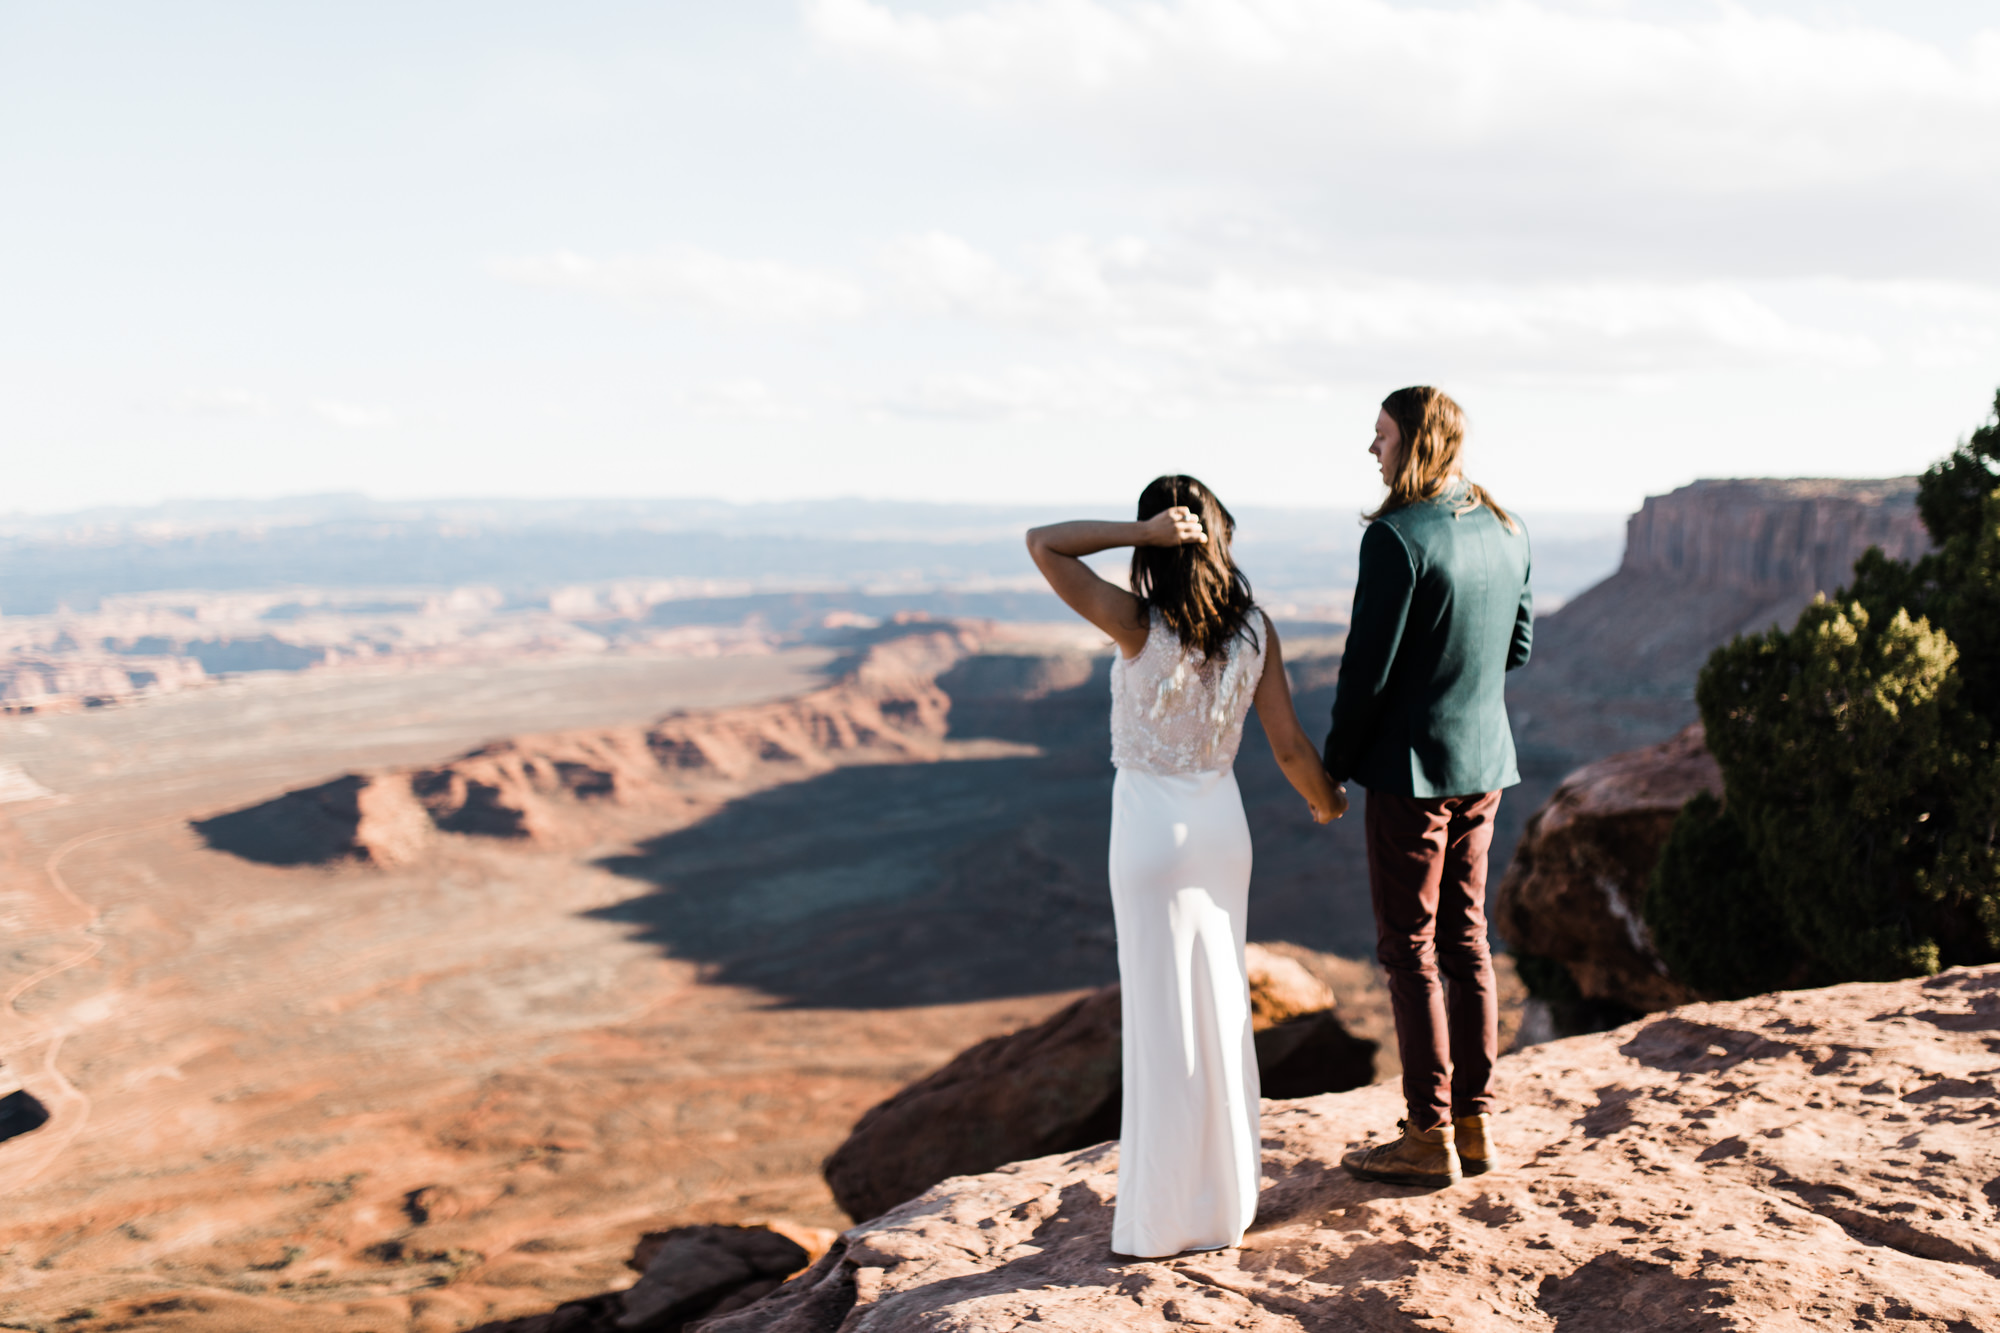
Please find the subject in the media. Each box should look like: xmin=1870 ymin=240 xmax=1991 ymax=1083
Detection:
xmin=1323 ymin=481 xmax=1533 ymax=798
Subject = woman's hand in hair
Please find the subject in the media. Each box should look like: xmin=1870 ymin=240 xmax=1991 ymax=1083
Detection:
xmin=1140 ymin=505 xmax=1207 ymax=547
xmin=1024 ymin=519 xmax=1153 ymax=657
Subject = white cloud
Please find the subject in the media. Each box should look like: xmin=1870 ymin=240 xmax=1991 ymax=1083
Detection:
xmin=492 ymin=247 xmax=868 ymax=324
xmin=311 ymin=400 xmax=398 ymax=430
xmin=176 ymin=387 xmax=270 ymax=416
xmin=678 ymin=377 xmax=810 ymax=420
xmin=806 ymin=0 xmax=2000 ymax=191
xmin=882 ymin=231 xmax=1884 ymax=387
xmin=872 ymin=362 xmax=1174 ymax=421
xmin=486 ymin=226 xmax=2000 ymax=416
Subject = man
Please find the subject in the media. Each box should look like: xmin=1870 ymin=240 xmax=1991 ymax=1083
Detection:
xmin=1325 ymin=385 xmax=1533 ymax=1187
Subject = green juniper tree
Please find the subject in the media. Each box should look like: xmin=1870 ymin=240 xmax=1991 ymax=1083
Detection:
xmin=1646 ymin=389 xmax=2000 ymax=997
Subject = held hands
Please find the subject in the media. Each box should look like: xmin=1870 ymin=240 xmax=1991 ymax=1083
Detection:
xmin=1307 ymin=784 xmax=1350 ymax=825
xmin=1141 ymin=506 xmax=1207 ymax=547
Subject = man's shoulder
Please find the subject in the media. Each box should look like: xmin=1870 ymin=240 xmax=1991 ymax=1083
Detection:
xmin=1381 ymin=496 xmax=1528 ymax=569
xmin=1374 ymin=499 xmax=1452 ymax=552
xmin=1361 ymin=515 xmax=1417 ymax=569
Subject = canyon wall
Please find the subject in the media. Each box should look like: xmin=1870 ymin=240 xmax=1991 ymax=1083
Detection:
xmin=1518 ymin=477 xmax=1928 ymax=715
xmin=1498 ymin=477 xmax=1932 ymax=882
xmin=1619 ymin=476 xmax=1930 ymax=597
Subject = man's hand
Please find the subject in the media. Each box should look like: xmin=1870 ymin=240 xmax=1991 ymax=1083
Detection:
xmin=1140 ymin=506 xmax=1207 ymax=547
xmin=1308 ymin=784 xmax=1350 ymax=824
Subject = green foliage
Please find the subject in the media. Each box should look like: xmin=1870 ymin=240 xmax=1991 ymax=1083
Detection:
xmin=1646 ymin=389 xmax=2000 ymax=995
xmin=1644 ymin=793 xmax=1795 ymax=999
xmin=1512 ymin=952 xmax=1581 ymax=1004
xmin=1509 ymin=951 xmax=1641 ymax=1035
xmin=1914 ymin=386 xmax=2000 ymax=551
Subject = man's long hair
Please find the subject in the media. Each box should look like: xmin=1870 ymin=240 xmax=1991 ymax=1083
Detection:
xmin=1366 ymin=386 xmax=1518 ymax=533
xmin=1130 ymin=474 xmax=1258 ymax=659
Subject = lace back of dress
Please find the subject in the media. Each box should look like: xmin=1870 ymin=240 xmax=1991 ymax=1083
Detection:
xmin=1110 ymin=610 xmax=1267 ymax=775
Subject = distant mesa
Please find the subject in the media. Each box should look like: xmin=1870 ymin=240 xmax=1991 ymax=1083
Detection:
xmin=193 ymin=775 xmax=395 ymax=867
xmin=191 ymin=626 xmax=982 ymax=868
xmin=1516 ymin=476 xmax=1929 ymax=719
xmin=0 ymin=653 xmax=207 ymax=715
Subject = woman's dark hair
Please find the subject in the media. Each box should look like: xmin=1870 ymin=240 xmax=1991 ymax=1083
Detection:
xmin=1130 ymin=474 xmax=1258 ymax=659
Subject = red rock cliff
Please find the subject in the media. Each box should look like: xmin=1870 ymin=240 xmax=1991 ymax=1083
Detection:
xmin=1618 ymin=477 xmax=1930 ymax=599
xmin=1509 ymin=476 xmax=1931 ymax=767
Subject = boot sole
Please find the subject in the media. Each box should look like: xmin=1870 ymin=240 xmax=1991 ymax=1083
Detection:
xmin=1343 ymin=1163 xmax=1459 ymax=1189
xmin=1461 ymin=1158 xmax=1494 ymax=1177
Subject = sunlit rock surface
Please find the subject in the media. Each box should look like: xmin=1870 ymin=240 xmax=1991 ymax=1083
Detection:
xmin=717 ymin=966 xmax=2000 ymax=1332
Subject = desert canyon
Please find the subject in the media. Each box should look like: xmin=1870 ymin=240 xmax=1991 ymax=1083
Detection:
xmin=3 ymin=480 xmax=1991 ymax=1332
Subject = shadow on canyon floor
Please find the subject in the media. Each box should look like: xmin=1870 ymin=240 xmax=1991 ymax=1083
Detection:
xmin=587 ymin=660 xmax=1458 ymax=1009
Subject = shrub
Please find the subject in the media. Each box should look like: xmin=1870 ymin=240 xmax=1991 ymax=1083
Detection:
xmin=1646 ymin=389 xmax=2000 ymax=996
xmin=1644 ymin=793 xmax=1794 ymax=999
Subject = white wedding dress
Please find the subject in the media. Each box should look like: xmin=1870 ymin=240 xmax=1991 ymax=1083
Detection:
xmin=1107 ymin=608 xmax=1267 ymax=1258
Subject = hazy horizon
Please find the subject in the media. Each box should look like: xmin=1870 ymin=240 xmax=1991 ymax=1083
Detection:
xmin=0 ymin=488 xmax=1634 ymax=616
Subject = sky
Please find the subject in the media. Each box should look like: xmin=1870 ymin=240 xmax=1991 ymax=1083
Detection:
xmin=3 ymin=0 xmax=1998 ymax=516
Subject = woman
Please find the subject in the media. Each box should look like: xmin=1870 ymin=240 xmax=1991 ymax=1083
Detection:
xmin=1026 ymin=475 xmax=1344 ymax=1258
xmin=1326 ymin=386 xmax=1532 ymax=1189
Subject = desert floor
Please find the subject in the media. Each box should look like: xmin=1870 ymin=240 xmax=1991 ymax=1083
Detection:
xmin=0 ymin=651 xmax=1091 ymax=1330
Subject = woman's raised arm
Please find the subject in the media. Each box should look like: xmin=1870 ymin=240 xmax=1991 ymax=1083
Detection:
xmin=1025 ymin=509 xmax=1206 ymax=658
xmin=1252 ymin=616 xmax=1348 ymax=824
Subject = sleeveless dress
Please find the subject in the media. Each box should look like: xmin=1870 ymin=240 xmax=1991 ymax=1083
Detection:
xmin=1107 ymin=608 xmax=1268 ymax=1258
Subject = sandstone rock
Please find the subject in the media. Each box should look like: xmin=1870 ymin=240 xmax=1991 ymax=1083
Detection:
xmin=1621 ymin=477 xmax=1930 ymax=598
xmin=1242 ymin=943 xmax=1334 ymax=1027
xmin=0 ymin=652 xmax=208 ymax=711
xmin=714 ymin=965 xmax=2000 ymax=1331
xmin=823 ymin=986 xmax=1122 ymax=1227
xmin=1530 ymin=478 xmax=1930 ymax=703
xmin=469 ymin=1223 xmax=833 ymax=1333
xmin=1496 ymin=723 xmax=1722 ymax=1015
xmin=614 ymin=1225 xmax=811 ymax=1330
xmin=188 ymin=771 xmax=431 ymax=867
xmin=822 ymin=943 xmax=1375 ymax=1225
xmin=193 ymin=627 xmax=982 ymax=866
xmin=1505 ymin=477 xmax=1934 ymax=812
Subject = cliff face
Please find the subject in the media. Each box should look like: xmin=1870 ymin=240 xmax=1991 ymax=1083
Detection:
xmin=1520 ymin=477 xmax=1928 ymax=713
xmin=1619 ymin=477 xmax=1930 ymax=599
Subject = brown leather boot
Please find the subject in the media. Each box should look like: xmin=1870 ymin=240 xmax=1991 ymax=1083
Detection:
xmin=1341 ymin=1120 xmax=1460 ymax=1188
xmin=1454 ymin=1114 xmax=1496 ymax=1176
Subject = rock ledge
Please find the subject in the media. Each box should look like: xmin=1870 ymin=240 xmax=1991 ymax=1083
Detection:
xmin=715 ymin=966 xmax=2000 ymax=1331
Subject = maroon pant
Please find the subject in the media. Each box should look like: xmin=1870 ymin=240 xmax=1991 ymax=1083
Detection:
xmin=1365 ymin=788 xmax=1502 ymax=1131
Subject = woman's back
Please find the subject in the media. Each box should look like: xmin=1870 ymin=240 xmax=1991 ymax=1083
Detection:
xmin=1324 ymin=480 xmax=1532 ymax=798
xmin=1111 ymin=611 xmax=1267 ymax=776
